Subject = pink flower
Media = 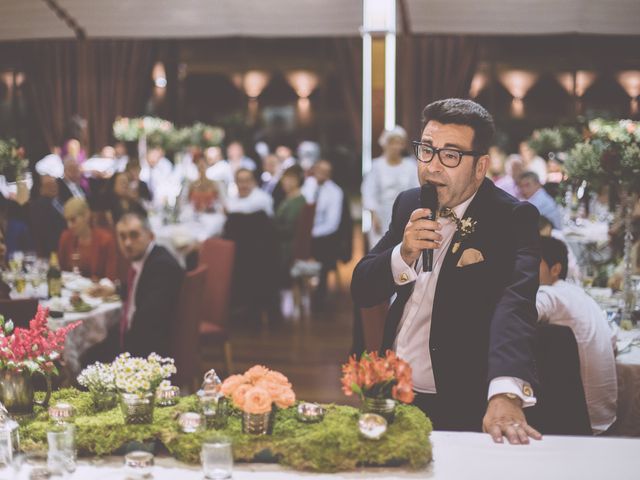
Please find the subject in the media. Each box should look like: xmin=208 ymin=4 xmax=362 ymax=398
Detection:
xmin=244 ymin=365 xmax=270 ymax=383
xmin=273 ymin=387 xmax=296 ymax=409
xmin=231 ymin=383 xmax=252 ymax=410
xmin=243 ymin=386 xmax=272 ymax=414
xmin=220 ymin=374 xmax=247 ymax=396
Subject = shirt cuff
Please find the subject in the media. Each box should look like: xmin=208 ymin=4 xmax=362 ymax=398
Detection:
xmin=391 ymin=244 xmax=417 ymax=286
xmin=488 ymin=377 xmax=537 ymax=408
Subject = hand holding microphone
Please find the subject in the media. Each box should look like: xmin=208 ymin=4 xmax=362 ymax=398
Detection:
xmin=399 ymin=184 xmax=442 ymax=269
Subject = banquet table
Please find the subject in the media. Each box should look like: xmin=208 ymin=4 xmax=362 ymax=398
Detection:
xmin=615 ymin=327 xmax=640 ymax=436
xmin=6 ymin=432 xmax=638 ymax=480
xmin=47 ymin=300 xmax=122 ymax=376
xmin=149 ymin=209 xmax=226 ymax=266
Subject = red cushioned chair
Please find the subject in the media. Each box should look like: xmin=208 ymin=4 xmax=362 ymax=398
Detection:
xmin=171 ymin=265 xmax=207 ymax=392
xmin=197 ymin=237 xmax=236 ymax=375
xmin=0 ymin=298 xmax=39 ymax=328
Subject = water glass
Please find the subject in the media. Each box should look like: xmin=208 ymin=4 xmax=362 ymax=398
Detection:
xmin=201 ymin=437 xmax=233 ymax=480
xmin=47 ymin=424 xmax=76 ymax=475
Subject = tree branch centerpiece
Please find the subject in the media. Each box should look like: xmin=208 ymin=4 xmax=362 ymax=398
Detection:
xmin=0 ymin=306 xmax=78 ymax=415
xmin=341 ymin=350 xmax=415 ymax=423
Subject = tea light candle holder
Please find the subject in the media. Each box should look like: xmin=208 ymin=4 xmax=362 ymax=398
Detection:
xmin=178 ymin=412 xmax=202 ymax=433
xmin=296 ymin=402 xmax=325 ymax=423
xmin=124 ymin=450 xmax=154 ymax=479
xmin=198 ymin=392 xmax=228 ymax=430
xmin=48 ymin=402 xmax=75 ymax=424
xmin=358 ymin=413 xmax=387 ymax=440
xmin=155 ymin=384 xmax=180 ymax=407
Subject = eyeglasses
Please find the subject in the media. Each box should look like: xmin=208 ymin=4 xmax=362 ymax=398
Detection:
xmin=412 ymin=141 xmax=484 ymax=168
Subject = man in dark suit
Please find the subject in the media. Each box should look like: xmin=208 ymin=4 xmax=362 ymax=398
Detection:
xmin=115 ymin=212 xmax=184 ymax=357
xmin=57 ymin=157 xmax=88 ymax=206
xmin=351 ymin=99 xmax=542 ymax=444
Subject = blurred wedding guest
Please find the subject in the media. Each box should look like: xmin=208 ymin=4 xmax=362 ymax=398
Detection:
xmin=114 ymin=141 xmax=129 ymax=172
xmin=63 ymin=138 xmax=89 ymax=191
xmin=205 ymin=146 xmax=233 ymax=193
xmin=0 ymin=227 xmax=10 ymax=299
xmin=297 ymin=140 xmax=321 ymax=172
xmin=589 ymin=185 xmax=611 ymax=221
xmin=275 ymin=145 xmax=296 ymax=170
xmin=520 ymin=140 xmax=547 ymax=185
xmin=140 ymin=146 xmax=173 ymax=200
xmin=225 ymin=141 xmax=256 ymax=173
xmin=116 ymin=212 xmax=184 ymax=356
xmin=29 ymin=175 xmax=66 ymax=257
xmin=275 ymin=165 xmax=306 ymax=285
xmin=518 ymin=171 xmax=562 ymax=229
xmin=487 ymin=145 xmax=507 ymax=182
xmin=260 ymin=154 xmax=283 ymax=195
xmin=35 ymin=146 xmax=64 ymax=178
xmin=58 ymin=198 xmax=117 ymax=280
xmin=494 ymin=155 xmax=524 ymax=199
xmin=538 ymin=216 xmax=580 ymax=284
xmin=302 ymin=160 xmax=344 ymax=308
xmin=189 ymin=154 xmax=219 ymax=213
xmin=361 ymin=126 xmax=418 ymax=248
xmin=226 ymin=169 xmax=273 ymax=216
xmin=107 ymin=172 xmax=147 ymax=226
xmin=125 ymin=158 xmax=152 ymax=203
xmin=536 ymin=236 xmax=617 ymax=434
xmin=58 ymin=157 xmax=88 ymax=205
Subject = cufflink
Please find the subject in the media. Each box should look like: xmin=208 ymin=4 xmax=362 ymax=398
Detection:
xmin=399 ymin=273 xmax=409 ymax=283
xmin=522 ymin=385 xmax=533 ymax=397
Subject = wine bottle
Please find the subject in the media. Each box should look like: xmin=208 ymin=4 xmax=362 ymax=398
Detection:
xmin=47 ymin=252 xmax=62 ymax=298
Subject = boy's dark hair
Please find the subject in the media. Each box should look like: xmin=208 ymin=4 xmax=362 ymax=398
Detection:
xmin=540 ymin=236 xmax=568 ymax=280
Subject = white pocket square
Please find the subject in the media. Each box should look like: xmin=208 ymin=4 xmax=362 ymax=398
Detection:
xmin=456 ymin=248 xmax=485 ymax=268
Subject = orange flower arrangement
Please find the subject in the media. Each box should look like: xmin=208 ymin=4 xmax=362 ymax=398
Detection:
xmin=221 ymin=365 xmax=296 ymax=414
xmin=341 ymin=350 xmax=414 ymax=404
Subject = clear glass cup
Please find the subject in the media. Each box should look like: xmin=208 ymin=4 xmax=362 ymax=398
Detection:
xmin=201 ymin=437 xmax=233 ymax=480
xmin=47 ymin=424 xmax=76 ymax=475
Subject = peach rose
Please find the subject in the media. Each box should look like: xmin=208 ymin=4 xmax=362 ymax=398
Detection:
xmin=232 ymin=383 xmax=252 ymax=409
xmin=245 ymin=365 xmax=270 ymax=383
xmin=243 ymin=386 xmax=273 ymax=414
xmin=220 ymin=374 xmax=247 ymax=396
xmin=274 ymin=387 xmax=296 ymax=409
xmin=264 ymin=371 xmax=291 ymax=386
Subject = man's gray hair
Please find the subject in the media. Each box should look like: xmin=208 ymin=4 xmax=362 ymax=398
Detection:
xmin=518 ymin=171 xmax=541 ymax=184
xmin=117 ymin=212 xmax=152 ymax=232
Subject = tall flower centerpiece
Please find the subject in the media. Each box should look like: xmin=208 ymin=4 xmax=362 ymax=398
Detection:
xmin=112 ymin=353 xmax=176 ymax=424
xmin=220 ymin=365 xmax=296 ymax=435
xmin=566 ymin=119 xmax=640 ymax=327
xmin=77 ymin=362 xmax=117 ymax=411
xmin=341 ymin=350 xmax=414 ymax=423
xmin=0 ymin=306 xmax=79 ymax=415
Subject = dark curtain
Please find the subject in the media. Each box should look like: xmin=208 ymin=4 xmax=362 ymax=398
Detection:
xmin=22 ymin=41 xmax=78 ymax=149
xmin=333 ymin=38 xmax=362 ymax=148
xmin=78 ymin=40 xmax=157 ymax=152
xmin=398 ymin=35 xmax=480 ymax=138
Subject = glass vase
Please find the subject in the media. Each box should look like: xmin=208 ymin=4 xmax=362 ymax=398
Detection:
xmin=91 ymin=390 xmax=118 ymax=412
xmin=241 ymin=410 xmax=273 ymax=435
xmin=361 ymin=396 xmax=396 ymax=423
xmin=0 ymin=369 xmax=51 ymax=416
xmin=119 ymin=391 xmax=155 ymax=425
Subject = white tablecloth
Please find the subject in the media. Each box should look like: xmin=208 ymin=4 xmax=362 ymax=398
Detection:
xmin=6 ymin=432 xmax=639 ymax=480
xmin=616 ymin=327 xmax=640 ymax=436
xmin=150 ymin=210 xmax=226 ymax=266
xmin=47 ymin=301 xmax=122 ymax=376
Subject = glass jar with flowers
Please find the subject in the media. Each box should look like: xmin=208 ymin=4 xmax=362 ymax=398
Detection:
xmin=341 ymin=350 xmax=414 ymax=423
xmin=220 ymin=365 xmax=296 ymax=435
xmin=77 ymin=362 xmax=118 ymax=411
xmin=0 ymin=306 xmax=79 ymax=415
xmin=112 ymin=353 xmax=176 ymax=425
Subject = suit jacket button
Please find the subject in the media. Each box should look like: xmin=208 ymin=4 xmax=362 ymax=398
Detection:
xmin=399 ymin=272 xmax=409 ymax=283
xmin=430 ymin=346 xmax=437 ymax=352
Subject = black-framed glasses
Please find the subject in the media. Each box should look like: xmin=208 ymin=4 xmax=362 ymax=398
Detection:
xmin=412 ymin=141 xmax=484 ymax=168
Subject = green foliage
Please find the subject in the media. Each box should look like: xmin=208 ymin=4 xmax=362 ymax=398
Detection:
xmin=19 ymin=389 xmax=432 ymax=473
xmin=528 ymin=126 xmax=582 ymax=158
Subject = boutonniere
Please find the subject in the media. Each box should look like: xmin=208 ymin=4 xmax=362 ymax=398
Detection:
xmin=451 ymin=216 xmax=477 ymax=254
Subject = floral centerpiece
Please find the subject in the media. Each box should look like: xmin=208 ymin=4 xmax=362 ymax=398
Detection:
xmin=112 ymin=352 xmax=176 ymax=424
xmin=566 ymin=118 xmax=640 ymax=328
xmin=221 ymin=365 xmax=296 ymax=434
xmin=0 ymin=138 xmax=29 ymax=182
xmin=187 ymin=122 xmax=225 ymax=149
xmin=113 ymin=116 xmax=175 ymax=143
xmin=77 ymin=361 xmax=117 ymax=411
xmin=0 ymin=306 xmax=78 ymax=414
xmin=528 ymin=126 xmax=582 ymax=160
xmin=341 ymin=350 xmax=414 ymax=422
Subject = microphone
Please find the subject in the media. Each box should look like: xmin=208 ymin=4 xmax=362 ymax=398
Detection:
xmin=420 ymin=183 xmax=439 ymax=272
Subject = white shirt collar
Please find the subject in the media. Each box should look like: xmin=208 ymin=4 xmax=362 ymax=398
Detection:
xmin=132 ymin=241 xmax=155 ymax=272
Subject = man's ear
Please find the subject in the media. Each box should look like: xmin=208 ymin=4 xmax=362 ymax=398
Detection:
xmin=550 ymin=262 xmax=563 ymax=279
xmin=476 ymin=155 xmax=489 ymax=180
